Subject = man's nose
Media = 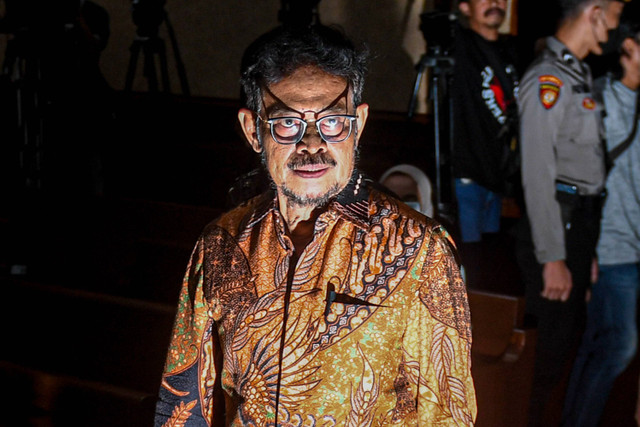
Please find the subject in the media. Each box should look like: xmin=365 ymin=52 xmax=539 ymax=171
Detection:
xmin=297 ymin=126 xmax=327 ymax=154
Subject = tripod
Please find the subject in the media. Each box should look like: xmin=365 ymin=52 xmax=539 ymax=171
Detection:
xmin=2 ymin=30 xmax=47 ymax=191
xmin=408 ymin=48 xmax=456 ymax=225
xmin=124 ymin=7 xmax=189 ymax=95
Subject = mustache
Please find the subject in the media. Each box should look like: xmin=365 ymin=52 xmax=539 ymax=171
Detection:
xmin=287 ymin=152 xmax=337 ymax=169
xmin=484 ymin=7 xmax=505 ymax=18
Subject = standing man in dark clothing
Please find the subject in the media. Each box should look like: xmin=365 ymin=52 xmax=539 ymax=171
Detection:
xmin=517 ymin=0 xmax=625 ymax=425
xmin=451 ymin=0 xmax=520 ymax=287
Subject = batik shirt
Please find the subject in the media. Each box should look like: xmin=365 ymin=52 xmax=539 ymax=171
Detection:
xmin=154 ymin=177 xmax=476 ymax=426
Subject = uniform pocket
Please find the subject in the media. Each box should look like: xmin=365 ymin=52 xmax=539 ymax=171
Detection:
xmin=566 ymin=93 xmax=602 ymax=145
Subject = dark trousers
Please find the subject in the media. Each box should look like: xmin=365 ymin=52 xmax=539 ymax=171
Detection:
xmin=517 ymin=196 xmax=602 ymax=427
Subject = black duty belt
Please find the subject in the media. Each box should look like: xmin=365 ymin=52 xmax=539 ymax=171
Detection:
xmin=555 ymin=181 xmax=606 ymax=212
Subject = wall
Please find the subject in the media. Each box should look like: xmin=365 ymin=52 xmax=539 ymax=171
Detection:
xmin=95 ymin=0 xmax=432 ymax=113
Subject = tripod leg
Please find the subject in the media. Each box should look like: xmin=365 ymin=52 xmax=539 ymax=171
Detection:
xmin=18 ymin=57 xmax=44 ymax=191
xmin=125 ymin=41 xmax=141 ymax=92
xmin=143 ymin=42 xmax=159 ymax=93
xmin=156 ymin=39 xmax=171 ymax=94
xmin=164 ymin=14 xmax=190 ymax=96
xmin=408 ymin=63 xmax=427 ymax=119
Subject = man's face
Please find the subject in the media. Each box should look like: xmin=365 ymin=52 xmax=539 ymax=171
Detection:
xmin=620 ymin=36 xmax=640 ymax=87
xmin=602 ymin=1 xmax=624 ymax=30
xmin=589 ymin=1 xmax=624 ymax=55
xmin=239 ymin=66 xmax=369 ymax=208
xmin=460 ymin=0 xmax=507 ymax=32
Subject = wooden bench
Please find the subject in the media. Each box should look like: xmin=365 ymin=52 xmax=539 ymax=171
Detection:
xmin=468 ymin=290 xmax=536 ymax=427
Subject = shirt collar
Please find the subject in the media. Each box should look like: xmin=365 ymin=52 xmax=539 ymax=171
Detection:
xmin=546 ymin=37 xmax=588 ymax=76
xmin=330 ymin=170 xmax=370 ymax=229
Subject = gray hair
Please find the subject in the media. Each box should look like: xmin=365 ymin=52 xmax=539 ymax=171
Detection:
xmin=240 ymin=25 xmax=369 ymax=113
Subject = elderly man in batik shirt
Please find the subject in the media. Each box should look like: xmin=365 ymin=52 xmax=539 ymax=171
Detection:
xmin=154 ymin=24 xmax=476 ymax=426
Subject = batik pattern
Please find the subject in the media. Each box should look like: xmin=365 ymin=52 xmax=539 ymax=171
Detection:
xmin=155 ymin=182 xmax=476 ymax=426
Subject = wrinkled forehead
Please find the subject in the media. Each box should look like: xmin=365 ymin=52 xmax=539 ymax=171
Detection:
xmin=261 ymin=66 xmax=351 ymax=116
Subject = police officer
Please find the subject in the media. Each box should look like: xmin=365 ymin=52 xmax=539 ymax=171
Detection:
xmin=517 ymin=0 xmax=625 ymax=425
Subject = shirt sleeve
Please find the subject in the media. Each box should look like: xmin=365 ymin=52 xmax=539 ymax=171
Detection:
xmin=518 ymin=65 xmax=568 ymax=263
xmin=154 ymin=237 xmax=222 ymax=427
xmin=603 ymin=78 xmax=637 ymax=151
xmin=408 ymin=226 xmax=477 ymax=425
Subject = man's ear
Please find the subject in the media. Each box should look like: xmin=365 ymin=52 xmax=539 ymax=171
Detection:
xmin=586 ymin=4 xmax=602 ymax=26
xmin=238 ymin=108 xmax=262 ymax=153
xmin=459 ymin=1 xmax=470 ymax=17
xmin=354 ymin=103 xmax=369 ymax=147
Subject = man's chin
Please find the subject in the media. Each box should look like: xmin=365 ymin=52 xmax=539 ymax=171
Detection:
xmin=280 ymin=183 xmax=342 ymax=208
xmin=590 ymin=44 xmax=604 ymax=56
xmin=486 ymin=19 xmax=504 ymax=30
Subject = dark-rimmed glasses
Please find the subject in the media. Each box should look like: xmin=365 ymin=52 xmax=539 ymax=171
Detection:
xmin=258 ymin=82 xmax=356 ymax=145
xmin=258 ymin=114 xmax=357 ymax=145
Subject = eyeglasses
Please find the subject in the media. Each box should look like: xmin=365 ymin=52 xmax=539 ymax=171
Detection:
xmin=258 ymin=114 xmax=357 ymax=145
xmin=258 ymin=82 xmax=357 ymax=145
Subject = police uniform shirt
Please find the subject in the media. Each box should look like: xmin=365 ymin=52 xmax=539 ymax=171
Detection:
xmin=519 ymin=36 xmax=605 ymax=264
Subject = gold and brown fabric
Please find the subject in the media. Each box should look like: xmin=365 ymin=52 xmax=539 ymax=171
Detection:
xmin=155 ymin=176 xmax=477 ymax=426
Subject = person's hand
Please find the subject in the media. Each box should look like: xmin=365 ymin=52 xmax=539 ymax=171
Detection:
xmin=584 ymin=258 xmax=599 ymax=302
xmin=542 ymin=260 xmax=572 ymax=301
xmin=591 ymin=257 xmax=599 ymax=284
xmin=620 ymin=38 xmax=640 ymax=91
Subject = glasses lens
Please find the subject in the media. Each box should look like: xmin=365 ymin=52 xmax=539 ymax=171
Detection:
xmin=318 ymin=115 xmax=353 ymax=142
xmin=270 ymin=117 xmax=305 ymax=144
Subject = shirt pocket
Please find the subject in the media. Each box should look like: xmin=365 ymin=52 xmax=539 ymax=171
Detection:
xmin=563 ymin=92 xmax=602 ymax=145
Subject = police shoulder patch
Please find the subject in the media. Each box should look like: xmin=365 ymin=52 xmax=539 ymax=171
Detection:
xmin=538 ymin=74 xmax=563 ymax=110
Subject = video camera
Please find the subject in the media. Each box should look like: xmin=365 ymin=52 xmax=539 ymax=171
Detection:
xmin=278 ymin=0 xmax=322 ymax=29
xmin=131 ymin=0 xmax=166 ymax=38
xmin=419 ymin=11 xmax=458 ymax=56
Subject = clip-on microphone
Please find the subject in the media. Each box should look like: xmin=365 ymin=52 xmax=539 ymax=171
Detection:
xmin=324 ymin=279 xmax=386 ymax=318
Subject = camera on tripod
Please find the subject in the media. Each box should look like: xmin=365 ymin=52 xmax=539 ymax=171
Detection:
xmin=419 ymin=11 xmax=458 ymax=56
xmin=131 ymin=0 xmax=166 ymax=38
xmin=406 ymin=10 xmax=460 ymax=225
xmin=125 ymin=0 xmax=189 ymax=95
